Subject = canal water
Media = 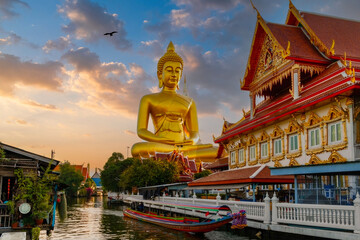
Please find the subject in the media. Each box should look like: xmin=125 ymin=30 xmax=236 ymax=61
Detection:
xmin=42 ymin=196 xmax=255 ymax=240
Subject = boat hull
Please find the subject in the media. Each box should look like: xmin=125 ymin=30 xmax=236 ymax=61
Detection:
xmin=124 ymin=209 xmax=232 ymax=233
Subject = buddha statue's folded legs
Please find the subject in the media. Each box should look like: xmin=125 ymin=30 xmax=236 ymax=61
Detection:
xmin=131 ymin=142 xmax=218 ymax=160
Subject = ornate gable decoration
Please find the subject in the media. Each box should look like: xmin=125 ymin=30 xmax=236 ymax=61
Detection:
xmin=326 ymin=151 xmax=346 ymax=163
xmin=323 ymin=105 xmax=344 ymax=122
xmin=285 ymin=120 xmax=302 ymax=134
xmin=270 ymin=125 xmax=284 ymax=138
xmin=248 ymin=134 xmax=257 ymax=145
xmin=256 ymin=35 xmax=287 ymax=79
xmin=258 ymin=131 xmax=270 ymax=142
xmin=304 ymin=112 xmax=322 ymax=128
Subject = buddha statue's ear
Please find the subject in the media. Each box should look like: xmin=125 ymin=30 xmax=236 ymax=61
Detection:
xmin=157 ymin=71 xmax=163 ymax=88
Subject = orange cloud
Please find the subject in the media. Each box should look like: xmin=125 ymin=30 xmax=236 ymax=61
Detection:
xmin=124 ymin=130 xmax=136 ymax=136
xmin=0 ymin=53 xmax=64 ymax=96
xmin=23 ymin=99 xmax=58 ymax=110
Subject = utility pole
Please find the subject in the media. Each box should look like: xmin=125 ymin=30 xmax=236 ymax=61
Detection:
xmin=127 ymin=146 xmax=130 ymax=159
xmin=51 ymin=150 xmax=55 ymax=159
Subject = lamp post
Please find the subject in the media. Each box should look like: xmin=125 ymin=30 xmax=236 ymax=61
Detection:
xmin=127 ymin=146 xmax=130 ymax=159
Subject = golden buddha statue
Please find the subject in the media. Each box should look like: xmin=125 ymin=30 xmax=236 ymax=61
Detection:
xmin=131 ymin=42 xmax=218 ymax=162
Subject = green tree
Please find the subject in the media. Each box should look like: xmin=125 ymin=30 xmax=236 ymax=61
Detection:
xmin=58 ymin=161 xmax=84 ymax=197
xmin=120 ymin=158 xmax=179 ymax=191
xmin=104 ymin=152 xmax=124 ymax=168
xmin=100 ymin=153 xmax=134 ymax=192
xmin=194 ymin=169 xmax=212 ymax=180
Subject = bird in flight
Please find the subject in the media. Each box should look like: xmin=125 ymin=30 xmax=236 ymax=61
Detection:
xmin=104 ymin=31 xmax=117 ymax=36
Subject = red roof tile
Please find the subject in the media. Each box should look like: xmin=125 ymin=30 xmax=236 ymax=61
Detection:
xmin=267 ymin=23 xmax=327 ymax=62
xmin=188 ymin=166 xmax=294 ymax=186
xmin=206 ymin=157 xmax=228 ymax=169
xmin=300 ymin=12 xmax=360 ymax=59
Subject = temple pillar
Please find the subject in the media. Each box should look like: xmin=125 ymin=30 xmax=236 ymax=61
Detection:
xmin=250 ymin=93 xmax=255 ymax=119
xmin=292 ymin=64 xmax=300 ymax=99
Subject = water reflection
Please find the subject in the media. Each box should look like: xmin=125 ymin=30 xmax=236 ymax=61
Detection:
xmin=43 ymin=196 xmax=251 ymax=240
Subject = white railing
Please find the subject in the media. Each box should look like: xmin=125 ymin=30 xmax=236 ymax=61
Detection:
xmin=274 ymin=203 xmax=355 ymax=230
xmin=123 ymin=191 xmax=360 ymax=234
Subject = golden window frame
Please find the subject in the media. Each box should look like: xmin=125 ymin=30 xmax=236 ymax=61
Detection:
xmin=285 ymin=120 xmax=302 ymax=158
xmin=270 ymin=125 xmax=285 ymax=162
xmin=323 ymin=105 xmax=348 ymax=152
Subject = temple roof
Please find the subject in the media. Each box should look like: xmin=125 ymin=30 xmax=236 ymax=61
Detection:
xmin=205 ymin=157 xmax=228 ymax=170
xmin=188 ymin=166 xmax=294 ymax=187
xmin=216 ymin=61 xmax=359 ymax=143
xmin=267 ymin=23 xmax=326 ymax=63
xmin=286 ymin=3 xmax=360 ymax=60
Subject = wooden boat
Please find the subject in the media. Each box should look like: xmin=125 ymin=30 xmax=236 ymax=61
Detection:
xmin=124 ymin=207 xmax=233 ymax=233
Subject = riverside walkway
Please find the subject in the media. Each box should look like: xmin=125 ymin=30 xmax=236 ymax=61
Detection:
xmin=122 ymin=192 xmax=360 ymax=240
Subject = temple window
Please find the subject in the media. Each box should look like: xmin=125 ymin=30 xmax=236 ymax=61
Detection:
xmin=274 ymin=138 xmax=282 ymax=156
xmin=230 ymin=151 xmax=236 ymax=165
xmin=323 ymin=105 xmax=348 ymax=152
xmin=260 ymin=142 xmax=268 ymax=158
xmin=238 ymin=149 xmax=245 ymax=164
xmin=249 ymin=145 xmax=256 ymax=161
xmin=308 ymin=127 xmax=321 ymax=148
xmin=289 ymin=134 xmax=299 ymax=152
xmin=328 ymin=121 xmax=341 ymax=144
xmin=304 ymin=112 xmax=324 ymax=154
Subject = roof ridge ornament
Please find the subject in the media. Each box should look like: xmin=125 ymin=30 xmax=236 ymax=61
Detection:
xmin=250 ymin=0 xmax=260 ymax=18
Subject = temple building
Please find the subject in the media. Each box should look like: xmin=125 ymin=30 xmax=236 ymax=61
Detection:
xmin=207 ymin=2 xmax=360 ymax=204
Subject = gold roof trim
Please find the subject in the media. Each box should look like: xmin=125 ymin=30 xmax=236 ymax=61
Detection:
xmin=241 ymin=3 xmax=290 ymax=90
xmin=251 ymin=68 xmax=292 ymax=96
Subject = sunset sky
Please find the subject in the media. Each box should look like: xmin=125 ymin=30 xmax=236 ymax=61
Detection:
xmin=1 ymin=0 xmax=360 ymax=170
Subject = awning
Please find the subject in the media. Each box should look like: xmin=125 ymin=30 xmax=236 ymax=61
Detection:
xmin=185 ymin=183 xmax=249 ymax=190
xmin=270 ymin=161 xmax=360 ymax=176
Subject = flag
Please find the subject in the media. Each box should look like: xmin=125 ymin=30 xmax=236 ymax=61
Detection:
xmin=205 ymin=211 xmax=209 ymax=216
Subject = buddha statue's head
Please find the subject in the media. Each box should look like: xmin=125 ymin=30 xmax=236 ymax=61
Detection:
xmin=157 ymin=41 xmax=184 ymax=89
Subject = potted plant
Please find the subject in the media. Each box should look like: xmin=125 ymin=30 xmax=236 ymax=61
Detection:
xmin=14 ymin=164 xmax=54 ymax=226
xmin=6 ymin=200 xmax=20 ymax=228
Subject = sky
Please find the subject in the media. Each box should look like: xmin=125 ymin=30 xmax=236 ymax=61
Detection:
xmin=1 ymin=0 xmax=360 ymax=171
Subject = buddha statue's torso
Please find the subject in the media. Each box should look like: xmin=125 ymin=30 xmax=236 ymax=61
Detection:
xmin=145 ymin=91 xmax=192 ymax=143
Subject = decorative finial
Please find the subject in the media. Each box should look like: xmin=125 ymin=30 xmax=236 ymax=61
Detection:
xmin=330 ymin=39 xmax=335 ymax=55
xmin=250 ymin=0 xmax=260 ymax=17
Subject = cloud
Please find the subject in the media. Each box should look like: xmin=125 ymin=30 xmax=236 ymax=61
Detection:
xmin=0 ymin=53 xmax=64 ymax=96
xmin=62 ymin=47 xmax=154 ymax=116
xmin=0 ymin=32 xmax=38 ymax=48
xmin=175 ymin=44 xmax=248 ymax=116
xmin=124 ymin=130 xmax=136 ymax=136
xmin=174 ymin=0 xmax=243 ymax=12
xmin=58 ymin=0 xmax=131 ymax=50
xmin=6 ymin=118 xmax=30 ymax=126
xmin=43 ymin=36 xmax=72 ymax=53
xmin=23 ymin=99 xmax=58 ymax=110
xmin=0 ymin=32 xmax=21 ymax=45
xmin=0 ymin=0 xmax=29 ymax=19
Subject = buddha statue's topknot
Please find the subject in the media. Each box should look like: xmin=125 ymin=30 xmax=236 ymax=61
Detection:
xmin=157 ymin=41 xmax=183 ymax=75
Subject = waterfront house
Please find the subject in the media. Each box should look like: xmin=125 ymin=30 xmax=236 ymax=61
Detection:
xmin=0 ymin=142 xmax=59 ymax=233
xmin=212 ymin=2 xmax=360 ymax=204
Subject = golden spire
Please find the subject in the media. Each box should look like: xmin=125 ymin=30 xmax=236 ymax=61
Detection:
xmin=167 ymin=41 xmax=175 ymax=52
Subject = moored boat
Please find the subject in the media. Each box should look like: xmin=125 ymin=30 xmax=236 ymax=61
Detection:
xmin=124 ymin=208 xmax=233 ymax=233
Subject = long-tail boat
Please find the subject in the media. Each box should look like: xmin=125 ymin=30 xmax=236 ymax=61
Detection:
xmin=124 ymin=202 xmax=233 ymax=233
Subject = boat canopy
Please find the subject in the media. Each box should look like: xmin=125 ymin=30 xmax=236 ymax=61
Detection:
xmin=147 ymin=201 xmax=231 ymax=213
